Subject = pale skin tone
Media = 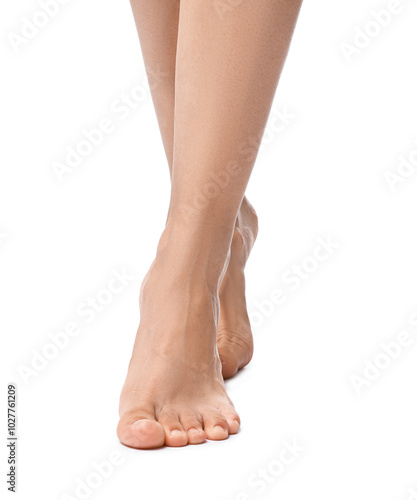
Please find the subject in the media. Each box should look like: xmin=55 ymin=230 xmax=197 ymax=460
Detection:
xmin=118 ymin=0 xmax=303 ymax=448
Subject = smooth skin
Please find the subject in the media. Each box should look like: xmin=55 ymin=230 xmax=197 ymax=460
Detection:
xmin=118 ymin=0 xmax=303 ymax=448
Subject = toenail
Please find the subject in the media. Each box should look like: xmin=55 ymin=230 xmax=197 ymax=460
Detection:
xmin=188 ymin=428 xmax=200 ymax=434
xmin=170 ymin=429 xmax=183 ymax=437
xmin=214 ymin=425 xmax=227 ymax=433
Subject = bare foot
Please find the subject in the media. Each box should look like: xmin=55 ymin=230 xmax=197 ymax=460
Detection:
xmin=218 ymin=197 xmax=258 ymax=379
xmin=117 ymin=228 xmax=240 ymax=449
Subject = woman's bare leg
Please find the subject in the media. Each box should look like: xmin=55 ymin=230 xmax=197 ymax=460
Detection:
xmin=118 ymin=0 xmax=303 ymax=448
xmin=129 ymin=0 xmax=258 ymax=378
xmin=128 ymin=0 xmax=179 ymax=170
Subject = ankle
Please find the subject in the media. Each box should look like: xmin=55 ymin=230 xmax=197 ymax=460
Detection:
xmin=154 ymin=217 xmax=232 ymax=289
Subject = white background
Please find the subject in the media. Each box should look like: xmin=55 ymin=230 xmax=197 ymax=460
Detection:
xmin=1 ymin=0 xmax=417 ymax=499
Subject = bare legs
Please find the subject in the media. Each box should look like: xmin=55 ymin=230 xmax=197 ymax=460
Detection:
xmin=130 ymin=0 xmax=256 ymax=378
xmin=118 ymin=0 xmax=303 ymax=448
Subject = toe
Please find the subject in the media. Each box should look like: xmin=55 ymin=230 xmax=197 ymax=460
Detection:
xmin=186 ymin=427 xmax=206 ymax=444
xmin=117 ymin=411 xmax=165 ymax=449
xmin=202 ymin=410 xmax=229 ymax=441
xmin=158 ymin=412 xmax=188 ymax=447
xmin=220 ymin=407 xmax=240 ymax=435
xmin=179 ymin=412 xmax=206 ymax=445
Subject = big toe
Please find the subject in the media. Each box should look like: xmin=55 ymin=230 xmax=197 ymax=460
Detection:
xmin=118 ymin=415 xmax=165 ymax=449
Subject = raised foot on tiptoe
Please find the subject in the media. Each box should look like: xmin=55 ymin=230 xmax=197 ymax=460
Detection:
xmin=218 ymin=197 xmax=258 ymax=379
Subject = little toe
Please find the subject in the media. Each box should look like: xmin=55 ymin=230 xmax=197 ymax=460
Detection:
xmin=220 ymin=407 xmax=240 ymax=435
